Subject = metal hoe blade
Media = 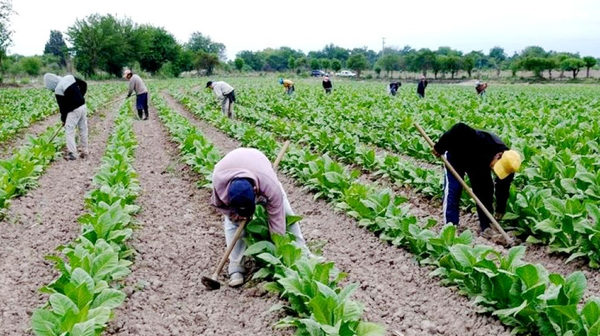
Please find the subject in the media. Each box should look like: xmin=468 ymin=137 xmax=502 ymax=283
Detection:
xmin=201 ymin=276 xmax=221 ymax=290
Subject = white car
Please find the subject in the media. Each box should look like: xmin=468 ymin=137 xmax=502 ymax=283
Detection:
xmin=335 ymin=70 xmax=356 ymax=77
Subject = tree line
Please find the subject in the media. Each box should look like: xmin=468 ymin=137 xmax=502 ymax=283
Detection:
xmin=0 ymin=9 xmax=598 ymax=81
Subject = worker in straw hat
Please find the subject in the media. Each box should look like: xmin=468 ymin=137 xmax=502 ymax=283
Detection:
xmin=432 ymin=122 xmax=522 ymax=237
xmin=123 ymin=69 xmax=149 ymax=120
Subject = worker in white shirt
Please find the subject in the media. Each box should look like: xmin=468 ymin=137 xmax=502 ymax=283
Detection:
xmin=206 ymin=81 xmax=235 ymax=118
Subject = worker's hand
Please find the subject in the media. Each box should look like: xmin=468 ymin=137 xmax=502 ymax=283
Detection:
xmin=494 ymin=213 xmax=504 ymax=221
xmin=126 ymin=94 xmax=131 ymax=99
xmin=432 ymin=149 xmax=441 ymax=157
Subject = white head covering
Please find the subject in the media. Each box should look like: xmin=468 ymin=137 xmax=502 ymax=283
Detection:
xmin=44 ymin=73 xmax=61 ymax=91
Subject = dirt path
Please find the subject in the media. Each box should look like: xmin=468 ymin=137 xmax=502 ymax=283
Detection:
xmin=163 ymin=93 xmax=511 ymax=336
xmin=0 ymin=114 xmax=60 ymax=159
xmin=106 ymin=107 xmax=287 ymax=336
xmin=0 ymin=104 xmax=118 ymax=335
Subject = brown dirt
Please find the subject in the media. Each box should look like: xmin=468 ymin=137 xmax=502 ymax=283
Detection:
xmin=163 ymin=93 xmax=511 ymax=336
xmin=0 ymin=114 xmax=60 ymax=159
xmin=106 ymin=106 xmax=288 ymax=336
xmin=0 ymin=103 xmax=118 ymax=335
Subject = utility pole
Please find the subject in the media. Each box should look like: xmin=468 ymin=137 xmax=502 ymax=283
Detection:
xmin=382 ymin=37 xmax=385 ymax=55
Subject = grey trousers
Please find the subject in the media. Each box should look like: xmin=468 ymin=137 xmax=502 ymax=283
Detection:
xmin=65 ymin=105 xmax=88 ymax=155
xmin=224 ymin=184 xmax=307 ymax=275
xmin=221 ymin=98 xmax=234 ymax=118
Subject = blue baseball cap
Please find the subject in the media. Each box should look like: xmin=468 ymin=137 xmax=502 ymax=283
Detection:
xmin=228 ymin=178 xmax=256 ymax=218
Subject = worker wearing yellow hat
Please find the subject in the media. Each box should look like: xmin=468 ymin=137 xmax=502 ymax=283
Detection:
xmin=432 ymin=122 xmax=522 ymax=235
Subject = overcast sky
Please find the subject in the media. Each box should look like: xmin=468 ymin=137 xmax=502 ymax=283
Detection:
xmin=8 ymin=0 xmax=600 ymax=60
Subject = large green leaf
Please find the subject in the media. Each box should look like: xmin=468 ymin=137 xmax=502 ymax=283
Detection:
xmin=356 ymin=321 xmax=386 ymax=336
xmin=31 ymin=309 xmax=60 ymax=336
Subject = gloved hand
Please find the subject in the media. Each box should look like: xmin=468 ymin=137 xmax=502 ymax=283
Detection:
xmin=432 ymin=149 xmax=441 ymax=157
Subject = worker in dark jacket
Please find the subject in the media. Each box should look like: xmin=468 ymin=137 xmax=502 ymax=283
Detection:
xmin=322 ymin=76 xmax=333 ymax=94
xmin=433 ymin=122 xmax=521 ymax=235
xmin=475 ymin=81 xmax=488 ymax=96
xmin=417 ymin=76 xmax=428 ymax=98
xmin=389 ymin=81 xmax=401 ymax=96
xmin=44 ymin=73 xmax=88 ymax=160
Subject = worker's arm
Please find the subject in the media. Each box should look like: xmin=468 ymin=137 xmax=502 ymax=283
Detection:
xmin=494 ymin=173 xmax=514 ymax=215
xmin=434 ymin=122 xmax=475 ymax=156
xmin=75 ymin=78 xmax=87 ymax=97
xmin=127 ymin=79 xmax=135 ymax=97
xmin=264 ymin=186 xmax=286 ymax=235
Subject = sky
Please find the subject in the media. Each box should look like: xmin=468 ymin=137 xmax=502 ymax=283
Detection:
xmin=7 ymin=0 xmax=600 ymax=60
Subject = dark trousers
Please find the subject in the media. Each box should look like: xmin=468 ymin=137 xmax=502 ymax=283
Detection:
xmin=443 ymin=152 xmax=493 ymax=231
xmin=136 ymin=92 xmax=149 ymax=119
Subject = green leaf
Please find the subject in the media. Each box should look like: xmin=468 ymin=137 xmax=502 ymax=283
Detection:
xmin=244 ymin=241 xmax=276 ymax=256
xmin=91 ymin=250 xmax=119 ymax=281
xmin=563 ymin=271 xmax=586 ymax=304
xmin=49 ymin=293 xmax=79 ymax=316
xmin=91 ymin=288 xmax=125 ymax=310
xmin=31 ymin=309 xmax=60 ymax=336
xmin=449 ymin=244 xmax=475 ymax=269
xmin=582 ymin=299 xmax=600 ymax=327
xmin=493 ymin=300 xmax=527 ymax=318
xmin=356 ymin=321 xmax=386 ymax=336
xmin=309 ymin=294 xmax=336 ymax=325
xmin=71 ymin=319 xmax=96 ymax=336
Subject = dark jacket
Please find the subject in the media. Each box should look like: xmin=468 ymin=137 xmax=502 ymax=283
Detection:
xmin=322 ymin=80 xmax=332 ymax=89
xmin=434 ymin=122 xmax=513 ymax=213
xmin=417 ymin=80 xmax=428 ymax=96
xmin=56 ymin=76 xmax=87 ymax=123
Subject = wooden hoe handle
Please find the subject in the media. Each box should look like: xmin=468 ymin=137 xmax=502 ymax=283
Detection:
xmin=414 ymin=122 xmax=513 ymax=245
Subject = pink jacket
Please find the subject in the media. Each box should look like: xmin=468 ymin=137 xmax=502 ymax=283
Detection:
xmin=211 ymin=148 xmax=285 ymax=234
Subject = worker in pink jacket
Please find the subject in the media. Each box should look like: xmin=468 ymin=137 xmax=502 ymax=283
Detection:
xmin=211 ymin=148 xmax=309 ymax=287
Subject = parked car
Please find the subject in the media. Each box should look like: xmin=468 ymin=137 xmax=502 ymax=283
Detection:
xmin=335 ymin=70 xmax=356 ymax=77
xmin=311 ymin=70 xmax=328 ymax=77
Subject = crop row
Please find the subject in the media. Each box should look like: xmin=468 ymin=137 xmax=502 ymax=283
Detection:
xmin=31 ymin=103 xmax=139 ymax=336
xmin=152 ymin=95 xmax=384 ymax=335
xmin=183 ymin=81 xmax=600 ymax=269
xmin=0 ymin=88 xmax=56 ymax=143
xmin=0 ymin=86 xmax=121 ymax=218
xmin=168 ymin=89 xmax=600 ymax=336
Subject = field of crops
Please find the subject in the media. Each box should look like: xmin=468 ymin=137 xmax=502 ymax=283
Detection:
xmin=0 ymin=78 xmax=598 ymax=336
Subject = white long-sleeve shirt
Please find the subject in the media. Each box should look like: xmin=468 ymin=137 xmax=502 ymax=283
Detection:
xmin=127 ymin=74 xmax=148 ymax=96
xmin=211 ymin=81 xmax=234 ymax=101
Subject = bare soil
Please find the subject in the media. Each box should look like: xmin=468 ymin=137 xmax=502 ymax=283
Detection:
xmin=163 ymin=93 xmax=511 ymax=336
xmin=0 ymin=104 xmax=117 ymax=335
xmin=106 ymin=107 xmax=287 ymax=336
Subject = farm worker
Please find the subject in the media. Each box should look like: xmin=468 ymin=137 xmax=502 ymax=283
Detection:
xmin=211 ymin=148 xmax=310 ymax=287
xmin=279 ymin=78 xmax=295 ymax=95
xmin=432 ymin=122 xmax=522 ymax=236
xmin=123 ymin=69 xmax=149 ymax=120
xmin=322 ymin=76 xmax=333 ymax=94
xmin=389 ymin=81 xmax=401 ymax=96
xmin=475 ymin=81 xmax=488 ymax=96
xmin=206 ymin=81 xmax=235 ymax=118
xmin=43 ymin=73 xmax=88 ymax=161
xmin=417 ymin=76 xmax=428 ymax=98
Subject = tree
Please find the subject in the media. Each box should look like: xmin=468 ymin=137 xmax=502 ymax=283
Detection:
xmin=520 ymin=57 xmax=548 ymax=77
xmin=377 ymin=53 xmax=401 ymax=77
xmin=194 ymin=51 xmax=219 ymax=76
xmin=346 ymin=53 xmax=368 ymax=78
xmin=412 ymin=48 xmax=436 ymax=76
xmin=133 ymin=26 xmax=179 ymax=73
xmin=521 ymin=46 xmax=547 ymax=58
xmin=20 ymin=56 xmax=42 ymax=76
xmin=174 ymin=48 xmax=195 ymax=74
xmin=237 ymin=50 xmax=264 ymax=71
xmin=374 ymin=66 xmax=381 ymax=78
xmin=331 ymin=58 xmax=342 ymax=72
xmin=462 ymin=54 xmax=476 ymax=78
xmin=287 ymin=56 xmax=296 ymax=71
xmin=187 ymin=32 xmax=226 ymax=60
xmin=561 ymin=57 xmax=585 ymax=79
xmin=320 ymin=58 xmax=330 ymax=71
xmin=44 ymin=30 xmax=68 ymax=66
xmin=583 ymin=56 xmax=597 ymax=78
xmin=67 ymin=14 xmax=135 ymax=77
xmin=310 ymin=58 xmax=320 ymax=70
xmin=445 ymin=55 xmax=462 ymax=79
xmin=322 ymin=44 xmax=350 ymax=62
xmin=234 ymin=57 xmax=244 ymax=72
xmin=0 ymin=0 xmax=14 ymax=76
xmin=544 ymin=57 xmax=559 ymax=79
xmin=489 ymin=47 xmax=506 ymax=77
